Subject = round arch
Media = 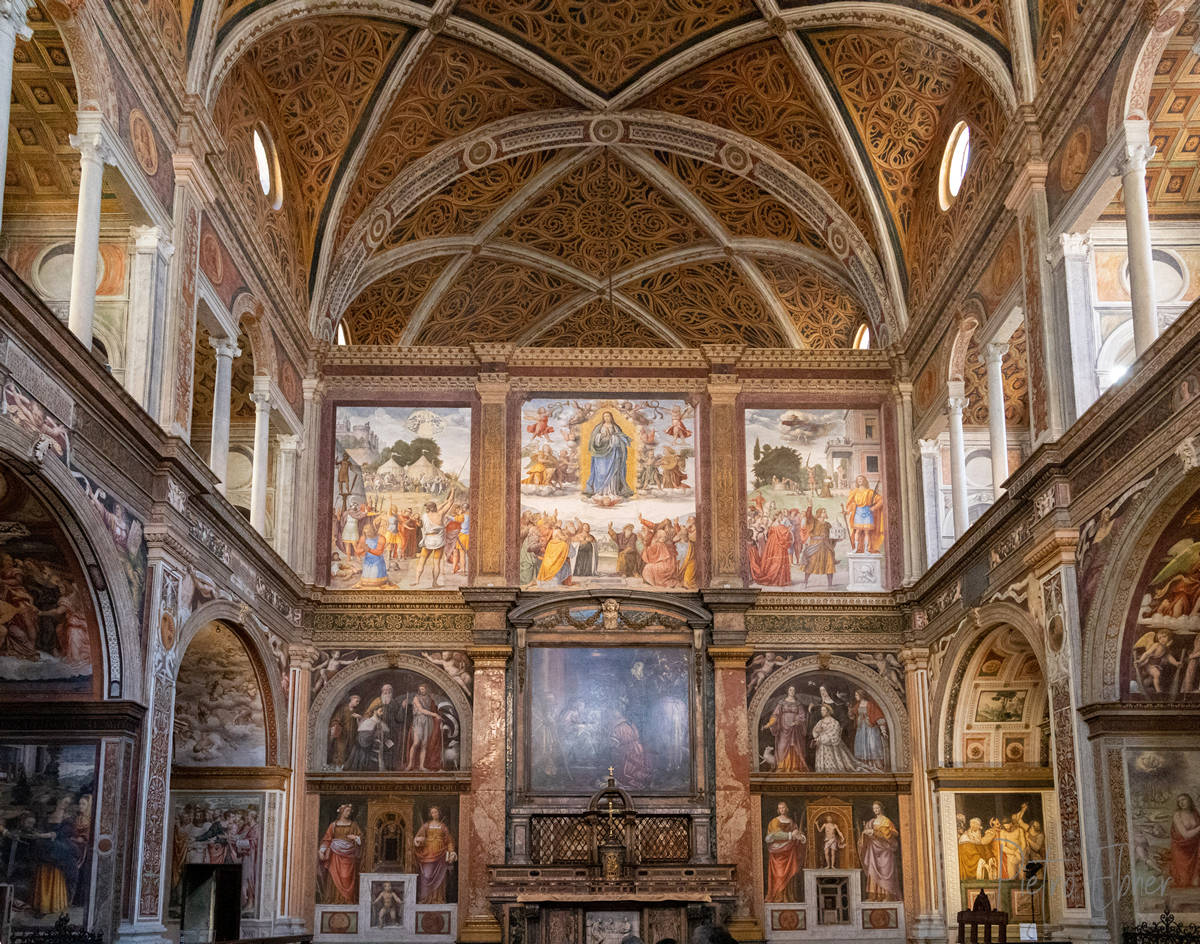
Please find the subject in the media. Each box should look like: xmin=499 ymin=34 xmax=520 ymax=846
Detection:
xmin=947 ymin=313 xmax=981 ymax=383
xmin=317 ymin=108 xmax=897 ymax=340
xmin=748 ymin=654 xmax=912 ymax=772
xmin=232 ymin=295 xmax=276 ymax=378
xmin=1082 ymin=462 xmax=1200 ymax=703
xmin=173 ymin=598 xmax=289 ymax=767
xmin=1110 ymin=0 xmax=1200 ymax=134
xmin=0 ymin=429 xmax=142 ymax=702
xmin=307 ymin=651 xmax=475 ymax=771
xmin=929 ymin=601 xmax=1047 ymax=766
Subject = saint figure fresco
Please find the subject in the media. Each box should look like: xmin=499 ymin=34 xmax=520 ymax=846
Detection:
xmin=1126 ymin=749 xmax=1200 ymax=921
xmin=317 ymin=803 xmax=364 ymax=905
xmin=745 ymin=408 xmax=890 ymax=591
xmin=758 ymin=671 xmax=891 ymax=773
xmin=414 ymin=805 xmax=457 ymax=903
xmin=169 ymin=794 xmax=263 ymax=918
xmin=329 ymin=406 xmax=471 ymax=590
xmin=518 ymin=397 xmax=698 ymax=591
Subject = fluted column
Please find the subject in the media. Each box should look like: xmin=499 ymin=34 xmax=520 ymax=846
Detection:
xmin=901 ymin=646 xmax=946 ymax=942
xmin=124 ymin=226 xmax=173 ymax=417
xmin=947 ymin=393 xmax=969 ymax=539
xmin=249 ymin=383 xmax=272 ymax=533
xmin=0 ymin=0 xmax=32 ymax=230
xmin=1117 ymin=142 xmax=1159 ymax=357
xmin=67 ymin=128 xmax=112 ymax=348
xmin=208 ymin=336 xmax=240 ymax=491
xmin=984 ymin=342 xmax=1009 ymax=500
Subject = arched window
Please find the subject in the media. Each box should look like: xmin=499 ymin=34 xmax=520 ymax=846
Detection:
xmin=852 ymin=323 xmax=871 ymax=350
xmin=939 ymin=121 xmax=971 ymax=211
xmin=336 ymin=320 xmax=349 ymax=346
xmin=252 ymin=123 xmax=283 ymax=211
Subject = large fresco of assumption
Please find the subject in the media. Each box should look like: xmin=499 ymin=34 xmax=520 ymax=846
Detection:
xmin=518 ymin=397 xmax=699 ymax=591
xmin=528 ymin=647 xmax=692 ymax=794
xmin=1123 ymin=487 xmax=1200 ymax=699
xmin=745 ymin=408 xmax=888 ymax=591
xmin=0 ymin=464 xmax=97 ymax=694
xmin=330 ymin=405 xmax=471 ymax=591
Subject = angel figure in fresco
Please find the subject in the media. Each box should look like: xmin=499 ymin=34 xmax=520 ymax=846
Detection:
xmin=524 ymin=406 xmax=555 ymax=440
xmin=1147 ymin=537 xmax=1200 ymax=620
xmin=664 ymin=404 xmax=692 ymax=445
xmin=1134 ymin=629 xmax=1183 ymax=695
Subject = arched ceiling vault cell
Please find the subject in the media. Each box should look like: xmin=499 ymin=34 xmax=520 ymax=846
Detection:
xmin=190 ymin=0 xmax=1023 ymax=346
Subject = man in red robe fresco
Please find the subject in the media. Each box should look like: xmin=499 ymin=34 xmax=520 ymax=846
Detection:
xmin=750 ymin=512 xmax=794 ymax=586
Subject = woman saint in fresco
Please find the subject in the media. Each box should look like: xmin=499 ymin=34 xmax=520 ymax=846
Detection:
xmin=584 ymin=412 xmax=633 ymax=501
xmin=764 ymin=801 xmax=805 ymax=902
xmin=414 ymin=806 xmax=457 ymax=903
xmin=858 ymin=801 xmax=902 ymax=901
xmin=764 ymin=685 xmax=808 ymax=772
xmin=318 ymin=804 xmax=363 ymax=904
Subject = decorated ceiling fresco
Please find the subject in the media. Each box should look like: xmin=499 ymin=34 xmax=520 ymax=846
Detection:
xmin=194 ymin=0 xmax=1015 ymax=342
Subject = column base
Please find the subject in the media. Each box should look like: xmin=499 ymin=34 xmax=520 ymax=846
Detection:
xmin=114 ymin=922 xmax=172 ymax=944
xmin=726 ymin=914 xmax=765 ymax=941
xmin=458 ymin=913 xmax=503 ymax=942
xmin=908 ymin=912 xmax=949 ymax=943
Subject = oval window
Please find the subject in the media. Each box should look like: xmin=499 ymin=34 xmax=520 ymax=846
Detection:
xmin=252 ymin=124 xmax=282 ymax=210
xmin=939 ymin=121 xmax=971 ymax=211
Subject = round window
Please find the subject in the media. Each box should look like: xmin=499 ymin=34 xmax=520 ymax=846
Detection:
xmin=939 ymin=121 xmax=971 ymax=211
xmin=252 ymin=124 xmax=282 ymax=210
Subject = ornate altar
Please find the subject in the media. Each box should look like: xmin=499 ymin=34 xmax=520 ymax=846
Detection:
xmin=489 ymin=774 xmax=736 ymax=944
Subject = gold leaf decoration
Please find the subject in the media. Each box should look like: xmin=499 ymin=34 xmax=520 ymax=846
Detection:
xmin=624 ymin=259 xmax=786 ymax=347
xmin=454 ymin=0 xmax=756 ymax=94
xmin=498 ymin=151 xmax=709 ymax=277
xmin=413 ymin=257 xmax=575 ymax=345
xmin=640 ymin=41 xmax=879 ymax=253
xmin=755 ymin=258 xmax=866 ymax=349
xmin=335 ymin=39 xmax=571 ymax=250
xmin=339 ymin=256 xmax=453 ymax=344
xmin=530 ymin=298 xmax=672 ymax=346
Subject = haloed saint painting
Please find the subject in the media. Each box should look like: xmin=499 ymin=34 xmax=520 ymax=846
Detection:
xmin=527 ymin=647 xmax=692 ymax=794
xmin=518 ymin=397 xmax=699 ymax=590
xmin=745 ymin=408 xmax=888 ymax=591
xmin=330 ymin=405 xmax=471 ymax=590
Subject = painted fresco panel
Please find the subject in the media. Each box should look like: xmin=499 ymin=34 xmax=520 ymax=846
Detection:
xmin=315 ymin=667 xmax=461 ymax=773
xmin=167 ymin=791 xmax=265 ymax=919
xmin=0 ymin=743 xmax=98 ymax=928
xmin=330 ymin=405 xmax=471 ymax=590
xmin=0 ymin=464 xmax=98 ymax=693
xmin=173 ymin=623 xmax=267 ymax=767
xmin=1122 ymin=485 xmax=1200 ymax=699
xmin=527 ymin=646 xmax=692 ymax=794
xmin=952 ymin=793 xmax=1047 ymax=920
xmin=517 ymin=396 xmax=699 ymax=590
xmin=316 ymin=795 xmax=459 ymax=907
xmin=745 ymin=408 xmax=889 ymax=591
xmin=760 ymin=794 xmax=904 ymax=904
xmin=756 ymin=671 xmax=892 ymax=774
xmin=1125 ymin=748 xmax=1200 ymax=921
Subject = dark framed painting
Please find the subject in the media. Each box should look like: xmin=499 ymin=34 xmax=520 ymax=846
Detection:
xmin=526 ymin=646 xmax=692 ymax=794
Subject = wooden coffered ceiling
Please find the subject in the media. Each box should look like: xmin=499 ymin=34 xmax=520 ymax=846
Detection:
xmin=193 ymin=0 xmax=1017 ymax=346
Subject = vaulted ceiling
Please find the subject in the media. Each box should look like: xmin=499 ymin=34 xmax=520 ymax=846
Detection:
xmin=194 ymin=0 xmax=1015 ymax=347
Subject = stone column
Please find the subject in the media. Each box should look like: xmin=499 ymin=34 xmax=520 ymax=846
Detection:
xmin=901 ymin=646 xmax=946 ymax=943
xmin=702 ymin=588 xmax=760 ymax=940
xmin=124 ymin=226 xmax=173 ymax=417
xmin=208 ymin=336 xmax=240 ymax=490
xmin=984 ymin=342 xmax=1010 ymax=500
xmin=473 ymin=372 xmax=510 ymax=584
xmin=1053 ymin=233 xmax=1101 ymax=416
xmin=273 ymin=433 xmax=300 ymax=564
xmin=0 ymin=0 xmax=31 ymax=231
xmin=281 ymin=645 xmax=317 ymax=928
xmin=707 ymin=377 xmax=744 ymax=585
xmin=946 ymin=392 xmax=970 ymax=539
xmin=918 ymin=439 xmax=942 ymax=569
xmin=249 ymin=382 xmax=272 ymax=533
xmin=1117 ymin=142 xmax=1159 ymax=357
xmin=895 ymin=383 xmax=918 ymax=583
xmin=67 ymin=128 xmax=112 ymax=349
xmin=292 ymin=376 xmax=324 ymax=582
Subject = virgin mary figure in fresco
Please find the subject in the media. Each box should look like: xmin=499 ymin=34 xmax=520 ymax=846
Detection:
xmin=584 ymin=411 xmax=633 ymax=501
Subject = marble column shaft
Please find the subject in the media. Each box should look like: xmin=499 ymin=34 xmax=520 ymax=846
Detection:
xmin=946 ymin=394 xmax=970 ymax=539
xmin=274 ymin=433 xmax=300 ymax=564
xmin=984 ymin=343 xmax=1010 ymax=500
xmin=67 ymin=130 xmax=111 ymax=349
xmin=208 ymin=336 xmax=240 ymax=491
xmin=250 ymin=386 xmax=271 ymax=533
xmin=0 ymin=0 xmax=31 ymax=232
xmin=1119 ymin=144 xmax=1159 ymax=357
